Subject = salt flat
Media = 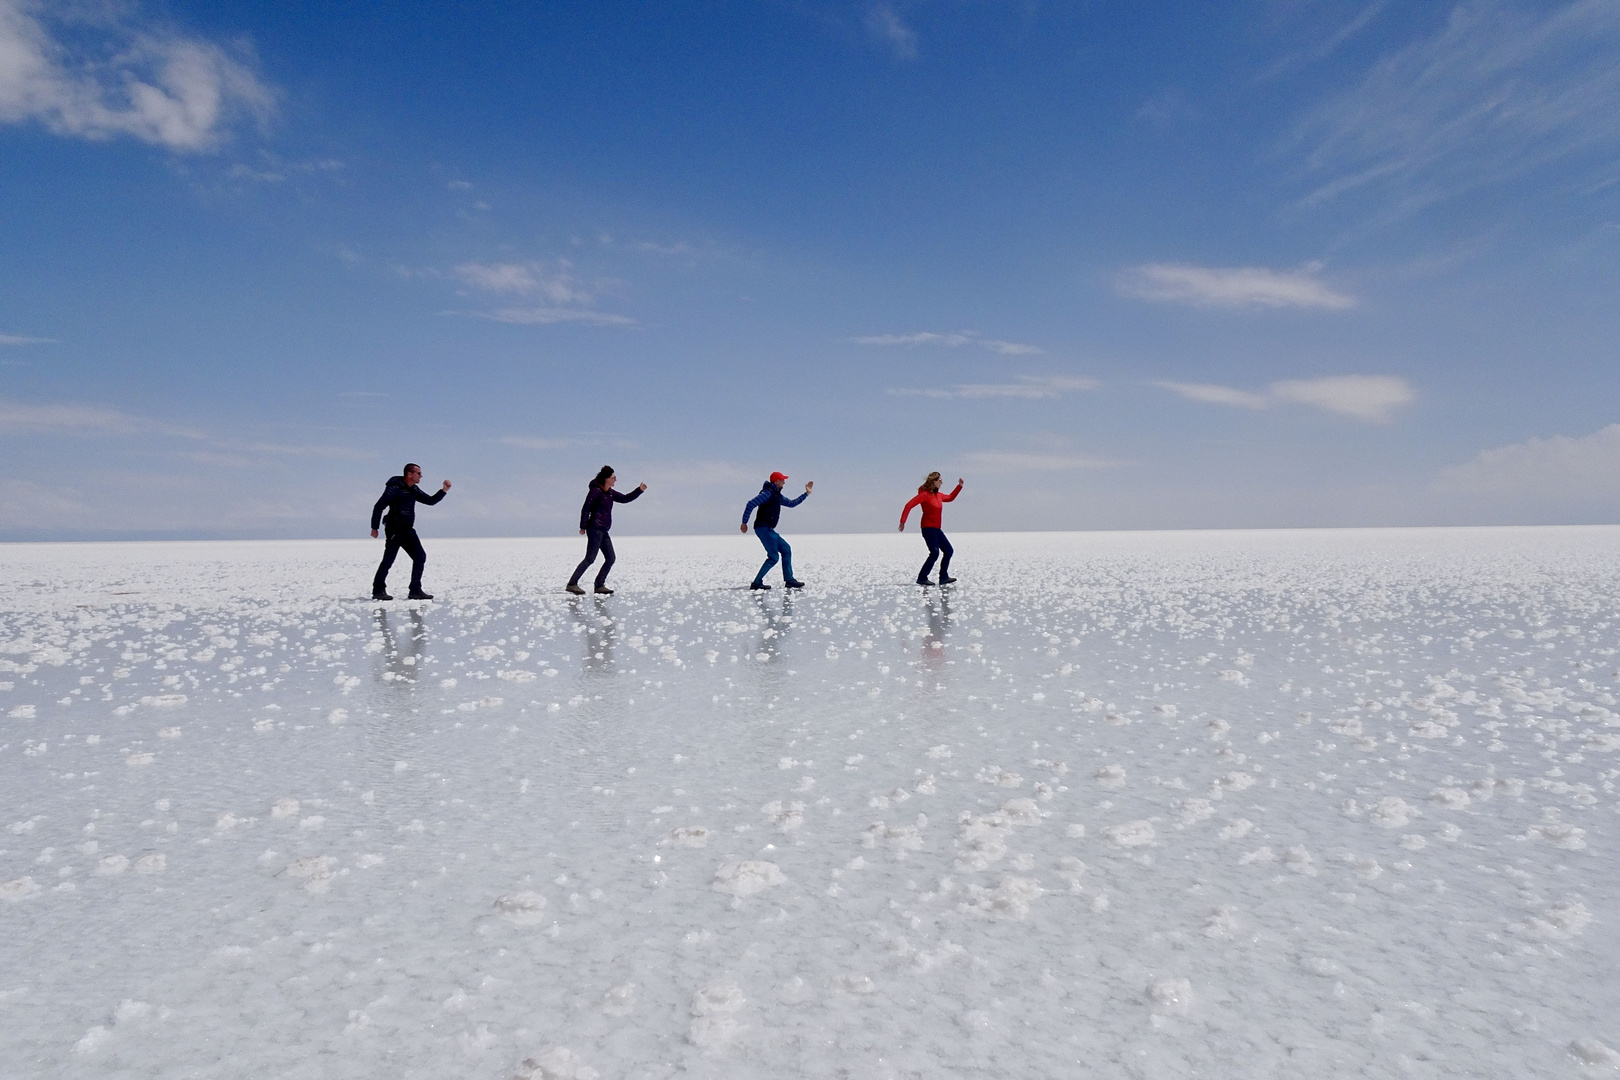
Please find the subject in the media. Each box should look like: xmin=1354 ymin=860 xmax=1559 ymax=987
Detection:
xmin=2 ymin=528 xmax=1619 ymax=1079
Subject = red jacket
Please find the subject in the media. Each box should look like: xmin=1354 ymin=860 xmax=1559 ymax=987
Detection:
xmin=900 ymin=483 xmax=961 ymax=530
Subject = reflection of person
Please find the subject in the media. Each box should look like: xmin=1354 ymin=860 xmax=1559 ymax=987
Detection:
xmin=899 ymin=472 xmax=962 ymax=586
xmin=741 ymin=472 xmax=812 ymax=590
xmin=567 ymin=466 xmax=646 ymax=595
xmin=370 ymin=464 xmax=451 ymax=600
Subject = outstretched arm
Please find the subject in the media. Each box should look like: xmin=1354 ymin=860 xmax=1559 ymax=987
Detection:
xmin=781 ymin=490 xmax=809 ymax=508
xmin=416 ymin=484 xmax=449 ymax=506
xmin=611 ymin=486 xmax=644 ymax=504
xmin=899 ymin=493 xmax=922 ymax=530
xmin=941 ymin=481 xmax=963 ymax=502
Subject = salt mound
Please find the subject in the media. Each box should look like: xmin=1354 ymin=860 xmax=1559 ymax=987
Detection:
xmin=713 ymin=860 xmax=784 ymax=897
xmin=493 ymin=891 xmax=549 ymax=925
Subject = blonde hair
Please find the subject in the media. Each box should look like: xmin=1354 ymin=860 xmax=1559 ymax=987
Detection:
xmin=920 ymin=471 xmax=942 ymax=492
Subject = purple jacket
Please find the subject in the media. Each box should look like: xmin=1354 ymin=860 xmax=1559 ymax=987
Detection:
xmin=579 ymin=484 xmax=642 ymax=531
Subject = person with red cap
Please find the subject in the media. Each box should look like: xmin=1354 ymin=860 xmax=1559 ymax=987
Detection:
xmin=741 ymin=472 xmax=813 ymax=589
xmin=899 ymin=471 xmax=963 ymax=585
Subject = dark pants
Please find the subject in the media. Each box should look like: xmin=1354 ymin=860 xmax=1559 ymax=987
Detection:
xmin=920 ymin=526 xmax=953 ymax=580
xmin=569 ymin=528 xmax=616 ymax=587
xmin=754 ymin=526 xmax=793 ymax=583
xmin=374 ymin=527 xmax=426 ymax=595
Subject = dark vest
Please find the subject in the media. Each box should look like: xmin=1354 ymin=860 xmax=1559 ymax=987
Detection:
xmin=753 ymin=486 xmax=783 ymax=529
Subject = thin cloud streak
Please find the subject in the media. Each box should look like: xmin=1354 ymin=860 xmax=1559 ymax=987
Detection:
xmin=890 ymin=375 xmax=1098 ymax=400
xmin=471 ymin=308 xmax=636 ymax=327
xmin=851 ymin=330 xmax=1044 ymax=355
xmin=0 ymin=333 xmax=56 ymax=345
xmin=1118 ymin=264 xmax=1357 ymax=310
xmin=1155 ymin=374 xmax=1415 ymax=422
xmin=0 ymin=397 xmax=202 ymax=437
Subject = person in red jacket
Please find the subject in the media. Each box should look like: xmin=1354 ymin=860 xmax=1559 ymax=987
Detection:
xmin=899 ymin=472 xmax=963 ymax=586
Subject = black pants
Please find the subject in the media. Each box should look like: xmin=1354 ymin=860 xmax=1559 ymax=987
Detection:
xmin=920 ymin=526 xmax=953 ymax=580
xmin=569 ymin=528 xmax=616 ymax=587
xmin=374 ymin=527 xmax=426 ymax=595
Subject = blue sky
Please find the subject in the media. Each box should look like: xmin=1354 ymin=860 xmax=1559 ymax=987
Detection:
xmin=2 ymin=0 xmax=1618 ymax=540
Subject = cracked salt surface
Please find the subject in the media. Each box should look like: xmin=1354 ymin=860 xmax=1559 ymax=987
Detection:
xmin=2 ymin=528 xmax=1619 ymax=1077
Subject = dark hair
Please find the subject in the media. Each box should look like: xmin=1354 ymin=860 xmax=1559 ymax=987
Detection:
xmin=590 ymin=465 xmax=615 ymax=489
xmin=403 ymin=463 xmax=421 ymax=476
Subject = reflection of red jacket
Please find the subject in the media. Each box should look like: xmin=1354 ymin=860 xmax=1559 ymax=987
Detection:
xmin=900 ymin=483 xmax=961 ymax=530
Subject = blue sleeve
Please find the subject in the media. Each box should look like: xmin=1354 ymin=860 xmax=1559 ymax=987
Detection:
xmin=742 ymin=490 xmax=769 ymax=525
xmin=781 ymin=491 xmax=808 ymax=508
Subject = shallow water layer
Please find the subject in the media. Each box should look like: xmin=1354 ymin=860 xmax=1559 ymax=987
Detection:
xmin=2 ymin=528 xmax=1619 ymax=1079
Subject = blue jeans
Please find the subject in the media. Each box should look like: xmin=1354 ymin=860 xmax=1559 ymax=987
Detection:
xmin=920 ymin=526 xmax=952 ymax=579
xmin=569 ymin=529 xmax=616 ymax=587
xmin=754 ymin=527 xmax=794 ymax=583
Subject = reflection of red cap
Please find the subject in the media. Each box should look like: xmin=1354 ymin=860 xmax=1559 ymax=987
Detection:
xmin=769 ymin=471 xmax=788 ymax=484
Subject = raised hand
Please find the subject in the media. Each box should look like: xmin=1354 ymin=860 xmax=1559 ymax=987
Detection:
xmin=637 ymin=482 xmax=648 ymax=491
xmin=804 ymin=480 xmax=814 ymax=493
xmin=441 ymin=480 xmax=452 ymax=491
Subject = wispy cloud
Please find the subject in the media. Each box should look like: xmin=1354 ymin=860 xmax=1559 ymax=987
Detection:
xmin=890 ymin=375 xmax=1098 ymax=400
xmin=1118 ymin=263 xmax=1357 ymax=310
xmin=451 ymin=259 xmax=634 ymax=326
xmin=0 ymin=397 xmax=201 ymax=437
xmin=0 ymin=333 xmax=55 ymax=345
xmin=0 ymin=0 xmax=275 ymax=151
xmin=1296 ymin=0 xmax=1620 ymax=208
xmin=472 ymin=308 xmax=636 ymax=327
xmin=960 ymin=450 xmax=1123 ymax=472
xmin=851 ymin=330 xmax=1044 ymax=355
xmin=866 ymin=5 xmax=917 ymax=59
xmin=1434 ymin=423 xmax=1620 ymax=497
xmin=1155 ymin=374 xmax=1415 ymax=422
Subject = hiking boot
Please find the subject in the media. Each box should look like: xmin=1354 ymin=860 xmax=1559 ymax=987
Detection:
xmin=372 ymin=591 xmax=393 ymax=601
xmin=749 ymin=580 xmax=771 ymax=590
xmin=939 ymin=575 xmax=957 ymax=584
xmin=565 ymin=583 xmax=586 ymax=595
xmin=594 ymin=585 xmax=614 ymax=595
xmin=407 ymin=590 xmax=434 ymax=600
xmin=916 ymin=575 xmax=932 ymax=586
xmin=785 ymin=579 xmax=805 ymax=589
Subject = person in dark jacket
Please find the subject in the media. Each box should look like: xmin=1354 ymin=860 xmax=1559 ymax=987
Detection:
xmin=567 ymin=465 xmax=647 ymax=595
xmin=740 ymin=471 xmax=812 ymax=589
xmin=370 ymin=464 xmax=451 ymax=600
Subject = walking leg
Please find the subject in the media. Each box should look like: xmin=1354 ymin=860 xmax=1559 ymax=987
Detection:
xmin=374 ymin=533 xmax=403 ymax=595
xmin=777 ymin=536 xmax=793 ymax=582
xmin=401 ymin=530 xmax=428 ymax=593
xmin=569 ymin=532 xmax=603 ymax=587
xmin=754 ymin=528 xmax=780 ymax=583
xmin=937 ymin=532 xmax=954 ymax=579
xmin=919 ymin=528 xmax=941 ymax=581
xmin=594 ymin=533 xmax=617 ymax=587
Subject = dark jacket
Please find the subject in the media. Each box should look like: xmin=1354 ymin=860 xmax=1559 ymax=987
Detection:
xmin=743 ymin=481 xmax=807 ymax=531
xmin=371 ymin=476 xmax=446 ymax=532
xmin=579 ymin=484 xmax=642 ymax=531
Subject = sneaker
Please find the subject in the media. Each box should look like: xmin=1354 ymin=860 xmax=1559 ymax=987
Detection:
xmin=749 ymin=580 xmax=771 ymax=590
xmin=565 ymin=583 xmax=585 ymax=595
xmin=407 ymin=590 xmax=434 ymax=600
xmin=372 ymin=592 xmax=393 ymax=601
xmin=916 ymin=576 xmax=932 ymax=586
xmin=939 ymin=575 xmax=957 ymax=584
xmin=594 ymin=585 xmax=614 ymax=595
xmin=785 ymin=579 xmax=805 ymax=589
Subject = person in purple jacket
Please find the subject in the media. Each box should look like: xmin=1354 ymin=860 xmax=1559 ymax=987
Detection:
xmin=566 ymin=465 xmax=647 ymax=595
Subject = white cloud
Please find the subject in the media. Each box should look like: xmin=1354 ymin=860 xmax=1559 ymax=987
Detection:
xmin=453 ymin=261 xmax=590 ymax=304
xmin=890 ymin=375 xmax=1098 ymax=400
xmin=1435 ymin=423 xmax=1620 ymax=497
xmin=498 ymin=434 xmax=636 ymax=451
xmin=865 ymin=5 xmax=917 ymax=59
xmin=0 ymin=0 xmax=274 ymax=151
xmin=960 ymin=450 xmax=1123 ymax=472
xmin=1153 ymin=381 xmax=1271 ymax=409
xmin=473 ymin=307 xmax=635 ymax=327
xmin=447 ymin=179 xmax=473 ymax=190
xmin=0 ymin=397 xmax=200 ymax=437
xmin=1154 ymin=374 xmax=1414 ymax=422
xmin=1118 ymin=263 xmax=1357 ymax=310
xmin=851 ymin=330 xmax=1044 ymax=355
xmin=1297 ymin=0 xmax=1620 ymax=207
xmin=1269 ymin=375 xmax=1414 ymax=421
xmin=0 ymin=333 xmax=54 ymax=345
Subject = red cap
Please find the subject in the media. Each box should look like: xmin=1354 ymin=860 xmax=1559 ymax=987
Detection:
xmin=769 ymin=471 xmax=788 ymax=484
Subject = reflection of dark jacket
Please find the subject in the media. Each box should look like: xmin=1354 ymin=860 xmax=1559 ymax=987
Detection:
xmin=579 ymin=484 xmax=641 ymax=531
xmin=371 ymin=476 xmax=446 ymax=532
